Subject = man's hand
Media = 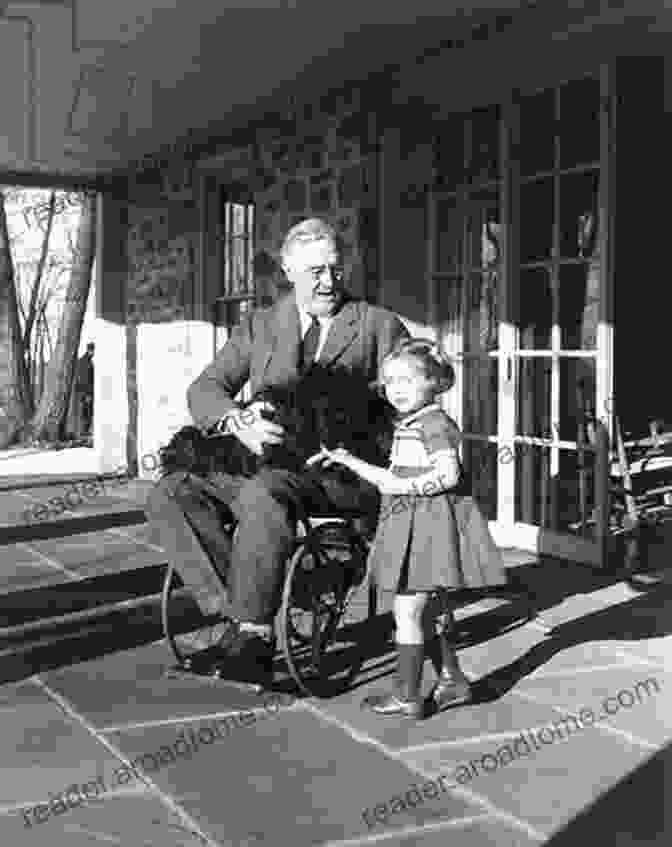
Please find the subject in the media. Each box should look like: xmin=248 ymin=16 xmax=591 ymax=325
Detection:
xmin=220 ymin=401 xmax=285 ymax=456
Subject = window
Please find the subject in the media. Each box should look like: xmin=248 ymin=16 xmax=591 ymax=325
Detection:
xmin=213 ymin=192 xmax=255 ymax=332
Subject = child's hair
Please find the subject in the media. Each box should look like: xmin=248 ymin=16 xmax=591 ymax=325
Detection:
xmin=381 ymin=338 xmax=455 ymax=394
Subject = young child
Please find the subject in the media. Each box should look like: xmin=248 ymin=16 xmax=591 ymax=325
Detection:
xmin=314 ymin=338 xmax=507 ymax=718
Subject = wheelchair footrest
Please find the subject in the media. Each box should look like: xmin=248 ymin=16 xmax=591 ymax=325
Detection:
xmin=163 ymin=661 xmax=264 ymax=694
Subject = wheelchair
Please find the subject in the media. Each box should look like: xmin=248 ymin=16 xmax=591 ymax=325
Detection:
xmin=161 ymin=502 xmax=377 ymax=697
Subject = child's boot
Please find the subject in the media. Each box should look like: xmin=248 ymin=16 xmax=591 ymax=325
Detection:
xmin=431 ymin=627 xmax=472 ymax=711
xmin=361 ymin=643 xmax=425 ymax=718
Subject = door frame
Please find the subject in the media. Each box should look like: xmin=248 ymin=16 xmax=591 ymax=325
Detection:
xmin=428 ymin=68 xmax=614 ymax=566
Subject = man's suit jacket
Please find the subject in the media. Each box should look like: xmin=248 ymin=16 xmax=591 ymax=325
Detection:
xmin=187 ymin=293 xmax=409 ymax=432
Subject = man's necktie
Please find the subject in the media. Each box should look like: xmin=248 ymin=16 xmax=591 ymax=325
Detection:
xmin=301 ymin=315 xmax=321 ymax=371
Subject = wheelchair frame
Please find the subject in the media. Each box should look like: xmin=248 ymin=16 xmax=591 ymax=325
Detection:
xmin=161 ymin=511 xmax=378 ymax=697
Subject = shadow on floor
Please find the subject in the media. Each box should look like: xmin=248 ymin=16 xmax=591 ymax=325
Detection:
xmin=2 ymin=556 xmax=670 ymax=704
xmin=544 ymin=740 xmax=671 ymax=846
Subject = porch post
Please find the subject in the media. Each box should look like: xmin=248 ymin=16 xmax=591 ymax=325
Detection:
xmin=94 ymin=189 xmax=129 ymax=475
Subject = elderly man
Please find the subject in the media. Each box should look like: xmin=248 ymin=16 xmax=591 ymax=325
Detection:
xmin=146 ymin=218 xmax=409 ymax=688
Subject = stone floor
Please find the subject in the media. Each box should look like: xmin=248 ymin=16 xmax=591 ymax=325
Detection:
xmin=0 ymin=472 xmax=670 ymax=845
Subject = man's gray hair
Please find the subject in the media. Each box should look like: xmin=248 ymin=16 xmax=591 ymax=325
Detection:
xmin=280 ymin=218 xmax=340 ymax=265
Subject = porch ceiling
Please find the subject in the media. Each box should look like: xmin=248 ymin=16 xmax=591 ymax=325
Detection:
xmin=0 ymin=0 xmax=668 ymax=185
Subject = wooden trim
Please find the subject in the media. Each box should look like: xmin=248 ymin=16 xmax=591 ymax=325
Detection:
xmin=195 ymin=173 xmax=207 ymax=324
xmin=499 ymin=95 xmax=517 ymax=527
xmin=593 ymin=62 xmax=616 ymax=566
xmin=495 ymin=521 xmax=602 ymax=566
xmin=0 ymin=169 xmax=106 ymax=192
xmin=426 ymin=186 xmax=437 ymax=332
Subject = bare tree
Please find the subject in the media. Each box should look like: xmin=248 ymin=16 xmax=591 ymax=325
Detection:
xmin=29 ymin=193 xmax=97 ymax=441
xmin=22 ymin=191 xmax=56 ymax=354
xmin=0 ymin=190 xmax=32 ymax=447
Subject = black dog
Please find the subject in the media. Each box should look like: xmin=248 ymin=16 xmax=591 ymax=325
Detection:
xmin=159 ymin=367 xmax=395 ymax=482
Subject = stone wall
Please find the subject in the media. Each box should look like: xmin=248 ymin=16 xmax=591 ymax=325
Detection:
xmin=249 ymin=93 xmax=378 ymax=302
xmin=123 ymin=85 xmax=384 ymax=473
xmin=124 ymin=166 xmax=203 ymax=473
xmin=126 ymin=166 xmax=198 ymax=324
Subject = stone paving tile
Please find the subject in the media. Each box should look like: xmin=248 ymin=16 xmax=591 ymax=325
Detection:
xmin=59 ymin=548 xmax=164 ymax=580
xmin=0 ymin=493 xmax=45 ymax=525
xmin=0 ymin=678 xmax=53 ymax=710
xmin=534 ymin=582 xmax=645 ymax=631
xmin=513 ymin=666 xmax=672 ymax=748
xmin=0 ymin=792 xmax=207 ymax=846
xmin=539 ymin=740 xmax=671 ymax=847
xmin=320 ymin=688 xmax=563 ymax=754
xmin=41 ymin=640 xmax=291 ymax=729
xmin=353 ymin=816 xmax=542 ymax=847
xmin=607 ymin=636 xmax=672 ymax=668
xmin=25 ymin=533 xmax=157 ymax=570
xmin=0 ymin=683 xmax=121 ymax=808
xmin=113 ymin=521 xmax=161 ymax=548
xmin=449 ymin=621 xmax=545 ymax=679
xmin=107 ymin=705 xmax=484 ymax=847
xmin=472 ymin=637 xmax=657 ymax=698
xmin=0 ymin=557 xmax=58 ymax=594
xmin=403 ymin=717 xmax=653 ymax=839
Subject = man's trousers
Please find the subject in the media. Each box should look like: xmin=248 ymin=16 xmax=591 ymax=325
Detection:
xmin=145 ymin=465 xmax=380 ymax=625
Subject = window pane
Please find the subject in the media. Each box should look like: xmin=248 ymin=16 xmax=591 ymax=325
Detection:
xmin=559 ymin=357 xmax=596 ymax=442
xmin=223 ymin=236 xmax=232 ymax=296
xmin=468 ymin=106 xmax=500 ymax=184
xmin=520 ymin=178 xmax=554 ymax=263
xmin=232 ymin=237 xmax=246 ymax=293
xmin=463 ymin=439 xmax=499 ymax=520
xmin=435 ymin=118 xmax=465 ymax=190
xmin=560 ymin=77 xmax=601 ymax=168
xmin=435 ymin=195 xmax=462 ymax=273
xmin=557 ymin=447 xmax=596 ymax=535
xmin=515 ymin=444 xmax=594 ymax=533
xmin=515 ymin=443 xmax=550 ymax=526
xmin=467 ymin=271 xmax=499 ymax=353
xmin=463 ymin=355 xmax=498 ymax=436
xmin=232 ymin=203 xmax=247 ymax=235
xmin=435 ymin=274 xmax=462 ymax=336
xmin=518 ymin=268 xmax=552 ymax=349
xmin=559 ymin=171 xmax=599 ymax=259
xmin=517 ymin=358 xmax=550 ymax=438
xmin=559 ymin=264 xmax=599 ymax=350
xmin=519 ymin=88 xmax=555 ymax=176
xmin=466 ymin=189 xmax=500 ymax=270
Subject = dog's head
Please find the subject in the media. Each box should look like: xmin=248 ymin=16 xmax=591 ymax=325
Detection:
xmin=158 ymin=426 xmax=214 ymax=477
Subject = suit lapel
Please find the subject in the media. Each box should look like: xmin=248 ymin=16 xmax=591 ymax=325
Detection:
xmin=317 ymin=298 xmax=361 ymax=367
xmin=260 ymin=294 xmax=362 ymax=385
xmin=259 ymin=294 xmax=302 ymax=385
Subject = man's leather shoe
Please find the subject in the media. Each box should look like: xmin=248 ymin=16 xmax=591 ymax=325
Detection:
xmin=211 ymin=621 xmax=275 ymax=689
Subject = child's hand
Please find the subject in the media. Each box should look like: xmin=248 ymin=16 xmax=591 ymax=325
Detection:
xmin=306 ymin=446 xmax=358 ymax=471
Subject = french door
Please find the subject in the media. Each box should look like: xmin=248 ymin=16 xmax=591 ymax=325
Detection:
xmin=430 ymin=74 xmax=612 ymax=565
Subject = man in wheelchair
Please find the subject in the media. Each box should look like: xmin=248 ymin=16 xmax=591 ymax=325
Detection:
xmin=146 ymin=218 xmax=409 ymax=689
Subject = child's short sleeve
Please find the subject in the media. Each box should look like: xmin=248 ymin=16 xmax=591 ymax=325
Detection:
xmin=420 ymin=411 xmax=462 ymax=455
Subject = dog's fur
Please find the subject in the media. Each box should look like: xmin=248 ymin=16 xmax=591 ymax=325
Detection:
xmin=159 ymin=366 xmax=395 ymax=481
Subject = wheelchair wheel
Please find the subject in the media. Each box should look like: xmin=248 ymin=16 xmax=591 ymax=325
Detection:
xmin=278 ymin=521 xmax=368 ymax=697
xmin=161 ymin=562 xmax=242 ymax=682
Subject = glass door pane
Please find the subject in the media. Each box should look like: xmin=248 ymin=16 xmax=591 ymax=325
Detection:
xmin=513 ymin=77 xmax=602 ymax=546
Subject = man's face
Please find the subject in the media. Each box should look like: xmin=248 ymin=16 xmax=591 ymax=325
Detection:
xmin=282 ymin=237 xmax=346 ymax=318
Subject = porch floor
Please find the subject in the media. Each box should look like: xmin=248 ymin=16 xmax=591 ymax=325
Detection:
xmin=0 ymin=471 xmax=670 ymax=846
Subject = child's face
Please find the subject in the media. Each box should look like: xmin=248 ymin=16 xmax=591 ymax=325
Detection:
xmin=381 ymin=358 xmax=435 ymax=415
